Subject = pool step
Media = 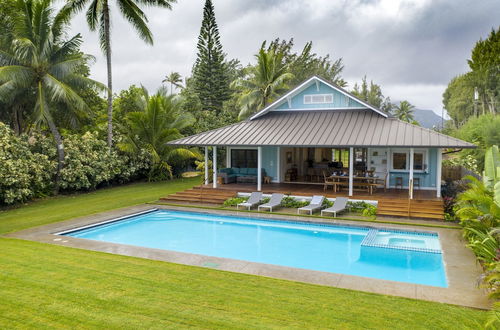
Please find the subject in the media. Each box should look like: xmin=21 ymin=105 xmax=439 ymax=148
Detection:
xmin=160 ymin=187 xmax=236 ymax=205
xmin=377 ymin=199 xmax=444 ymax=220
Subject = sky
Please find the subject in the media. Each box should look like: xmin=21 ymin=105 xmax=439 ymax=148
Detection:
xmin=64 ymin=0 xmax=499 ymax=116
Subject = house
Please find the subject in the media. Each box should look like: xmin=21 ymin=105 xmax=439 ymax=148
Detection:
xmin=169 ymin=76 xmax=474 ymax=201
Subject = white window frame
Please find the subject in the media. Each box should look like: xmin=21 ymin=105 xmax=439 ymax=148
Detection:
xmin=303 ymin=93 xmax=333 ymax=104
xmin=390 ymin=149 xmax=428 ymax=173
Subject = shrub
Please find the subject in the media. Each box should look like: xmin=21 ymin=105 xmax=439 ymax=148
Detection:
xmin=362 ymin=204 xmax=377 ymax=217
xmin=223 ymin=196 xmax=248 ymax=207
xmin=280 ymin=196 xmax=309 ymax=208
xmin=0 ymin=123 xmax=53 ymax=204
xmin=0 ymin=123 xmax=151 ymax=205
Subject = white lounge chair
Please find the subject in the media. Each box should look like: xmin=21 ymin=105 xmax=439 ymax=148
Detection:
xmin=258 ymin=193 xmax=284 ymax=212
xmin=321 ymin=197 xmax=349 ymax=217
xmin=297 ymin=195 xmax=325 ymax=215
xmin=237 ymin=192 xmax=263 ymax=210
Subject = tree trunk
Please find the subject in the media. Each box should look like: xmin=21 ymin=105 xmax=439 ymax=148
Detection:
xmin=103 ymin=2 xmax=113 ymax=149
xmin=12 ymin=105 xmax=20 ymax=135
xmin=47 ymin=119 xmax=65 ymax=195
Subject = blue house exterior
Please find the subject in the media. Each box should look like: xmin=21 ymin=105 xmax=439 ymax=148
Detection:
xmin=170 ymin=76 xmax=475 ymax=199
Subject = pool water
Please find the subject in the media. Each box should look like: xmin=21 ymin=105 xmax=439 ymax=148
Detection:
xmin=62 ymin=210 xmax=447 ymax=287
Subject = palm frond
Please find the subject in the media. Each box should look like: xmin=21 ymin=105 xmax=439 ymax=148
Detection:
xmin=117 ymin=0 xmax=153 ymax=44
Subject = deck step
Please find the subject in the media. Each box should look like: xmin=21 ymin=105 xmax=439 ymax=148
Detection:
xmin=160 ymin=188 xmax=236 ymax=205
xmin=377 ymin=198 xmax=444 ymax=220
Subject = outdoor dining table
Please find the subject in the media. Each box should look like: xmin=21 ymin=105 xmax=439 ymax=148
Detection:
xmin=327 ymin=175 xmax=380 ymax=194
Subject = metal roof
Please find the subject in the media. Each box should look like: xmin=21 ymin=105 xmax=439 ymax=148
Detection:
xmin=169 ymin=110 xmax=475 ymax=148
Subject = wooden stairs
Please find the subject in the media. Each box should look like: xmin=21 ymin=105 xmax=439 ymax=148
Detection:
xmin=160 ymin=186 xmax=236 ymax=205
xmin=377 ymin=199 xmax=444 ymax=220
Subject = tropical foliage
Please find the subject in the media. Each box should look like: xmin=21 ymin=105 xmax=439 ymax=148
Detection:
xmin=448 ymin=114 xmax=500 ymax=172
xmin=64 ymin=0 xmax=176 ymax=147
xmin=162 ymin=71 xmax=183 ymax=94
xmin=118 ymin=87 xmax=199 ymax=181
xmin=0 ymin=122 xmax=149 ymax=205
xmin=454 ymin=146 xmax=500 ymax=309
xmin=443 ymin=27 xmax=499 ymax=128
xmin=351 ymin=76 xmax=393 ymax=113
xmin=393 ymin=100 xmax=417 ymax=124
xmin=232 ymin=45 xmax=294 ymax=119
xmin=0 ymin=0 xmax=104 ymax=192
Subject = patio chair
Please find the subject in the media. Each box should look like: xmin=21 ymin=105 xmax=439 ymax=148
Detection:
xmin=321 ymin=197 xmax=349 ymax=218
xmin=323 ymin=171 xmax=335 ymax=191
xmin=297 ymin=195 xmax=325 ymax=215
xmin=237 ymin=192 xmax=263 ymax=210
xmin=258 ymin=193 xmax=284 ymax=212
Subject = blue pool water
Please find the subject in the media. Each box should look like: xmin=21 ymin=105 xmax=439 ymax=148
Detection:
xmin=62 ymin=210 xmax=447 ymax=287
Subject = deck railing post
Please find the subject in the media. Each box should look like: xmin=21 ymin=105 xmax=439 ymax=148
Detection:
xmin=257 ymin=146 xmax=262 ymax=191
xmin=204 ymin=146 xmax=209 ymax=185
xmin=409 ymin=148 xmax=414 ymax=199
xmin=436 ymin=148 xmax=442 ymax=198
xmin=213 ymin=146 xmax=217 ymax=189
xmin=349 ymin=147 xmax=353 ymax=197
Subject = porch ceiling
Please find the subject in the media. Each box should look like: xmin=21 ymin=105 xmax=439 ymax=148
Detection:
xmin=169 ymin=110 xmax=475 ymax=149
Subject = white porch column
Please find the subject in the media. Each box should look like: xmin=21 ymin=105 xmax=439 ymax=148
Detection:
xmin=204 ymin=147 xmax=209 ymax=185
xmin=276 ymin=147 xmax=281 ymax=183
xmin=349 ymin=147 xmax=354 ymax=197
xmin=212 ymin=146 xmax=217 ymax=189
xmin=386 ymin=148 xmax=391 ymax=189
xmin=409 ymin=147 xmax=414 ymax=199
xmin=257 ymin=146 xmax=262 ymax=191
xmin=226 ymin=147 xmax=231 ymax=168
xmin=436 ymin=148 xmax=442 ymax=198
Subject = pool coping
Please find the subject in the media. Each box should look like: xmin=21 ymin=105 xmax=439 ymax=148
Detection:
xmin=4 ymin=204 xmax=490 ymax=310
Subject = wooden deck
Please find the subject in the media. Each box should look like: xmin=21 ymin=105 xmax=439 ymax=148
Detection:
xmin=161 ymin=182 xmax=444 ymax=220
xmin=200 ymin=182 xmax=440 ymax=200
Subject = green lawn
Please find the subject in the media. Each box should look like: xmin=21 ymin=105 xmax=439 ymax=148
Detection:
xmin=0 ymin=179 xmax=487 ymax=328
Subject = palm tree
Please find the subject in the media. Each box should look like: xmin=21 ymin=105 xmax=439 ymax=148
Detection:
xmin=162 ymin=71 xmax=183 ymax=94
xmin=64 ymin=0 xmax=176 ymax=148
xmin=0 ymin=0 xmax=104 ymax=193
xmin=118 ymin=86 xmax=199 ymax=181
xmin=393 ymin=100 xmax=416 ymax=123
xmin=232 ymin=46 xmax=294 ymax=119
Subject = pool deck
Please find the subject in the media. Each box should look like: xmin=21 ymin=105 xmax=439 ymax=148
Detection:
xmin=5 ymin=204 xmax=490 ymax=310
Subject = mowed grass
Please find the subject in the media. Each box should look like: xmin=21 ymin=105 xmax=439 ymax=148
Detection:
xmin=0 ymin=178 xmax=488 ymax=328
xmin=0 ymin=177 xmax=200 ymax=234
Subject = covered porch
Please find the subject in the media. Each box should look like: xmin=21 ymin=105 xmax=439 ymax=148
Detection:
xmin=205 ymin=145 xmax=443 ymax=200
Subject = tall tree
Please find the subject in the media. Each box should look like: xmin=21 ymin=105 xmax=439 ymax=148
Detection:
xmin=468 ymin=27 xmax=499 ymax=115
xmin=393 ymin=100 xmax=416 ymax=123
xmin=266 ymin=38 xmax=346 ymax=87
xmin=118 ymin=86 xmax=199 ymax=181
xmin=351 ymin=76 xmax=393 ymax=112
xmin=162 ymin=71 xmax=183 ymax=94
xmin=232 ymin=45 xmax=294 ymax=119
xmin=64 ymin=0 xmax=176 ymax=148
xmin=192 ymin=0 xmax=230 ymax=114
xmin=443 ymin=73 xmax=475 ymax=127
xmin=0 ymin=0 xmax=103 ymax=193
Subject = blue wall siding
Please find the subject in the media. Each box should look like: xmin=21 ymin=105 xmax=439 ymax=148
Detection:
xmin=262 ymin=146 xmax=278 ymax=181
xmin=274 ymin=82 xmax=365 ymax=110
xmin=388 ymin=148 xmax=437 ymax=188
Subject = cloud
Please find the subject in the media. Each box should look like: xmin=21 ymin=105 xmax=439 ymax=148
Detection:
xmin=64 ymin=0 xmax=500 ymax=114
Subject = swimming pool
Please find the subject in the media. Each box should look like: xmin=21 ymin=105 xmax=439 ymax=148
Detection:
xmin=61 ymin=209 xmax=447 ymax=287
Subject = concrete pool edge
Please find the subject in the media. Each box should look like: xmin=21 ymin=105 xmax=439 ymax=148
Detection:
xmin=4 ymin=204 xmax=490 ymax=310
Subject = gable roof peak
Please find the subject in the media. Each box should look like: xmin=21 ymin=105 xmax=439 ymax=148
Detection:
xmin=249 ymin=75 xmax=389 ymax=120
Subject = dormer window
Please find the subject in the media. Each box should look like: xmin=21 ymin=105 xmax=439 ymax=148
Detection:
xmin=304 ymin=94 xmax=333 ymax=104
